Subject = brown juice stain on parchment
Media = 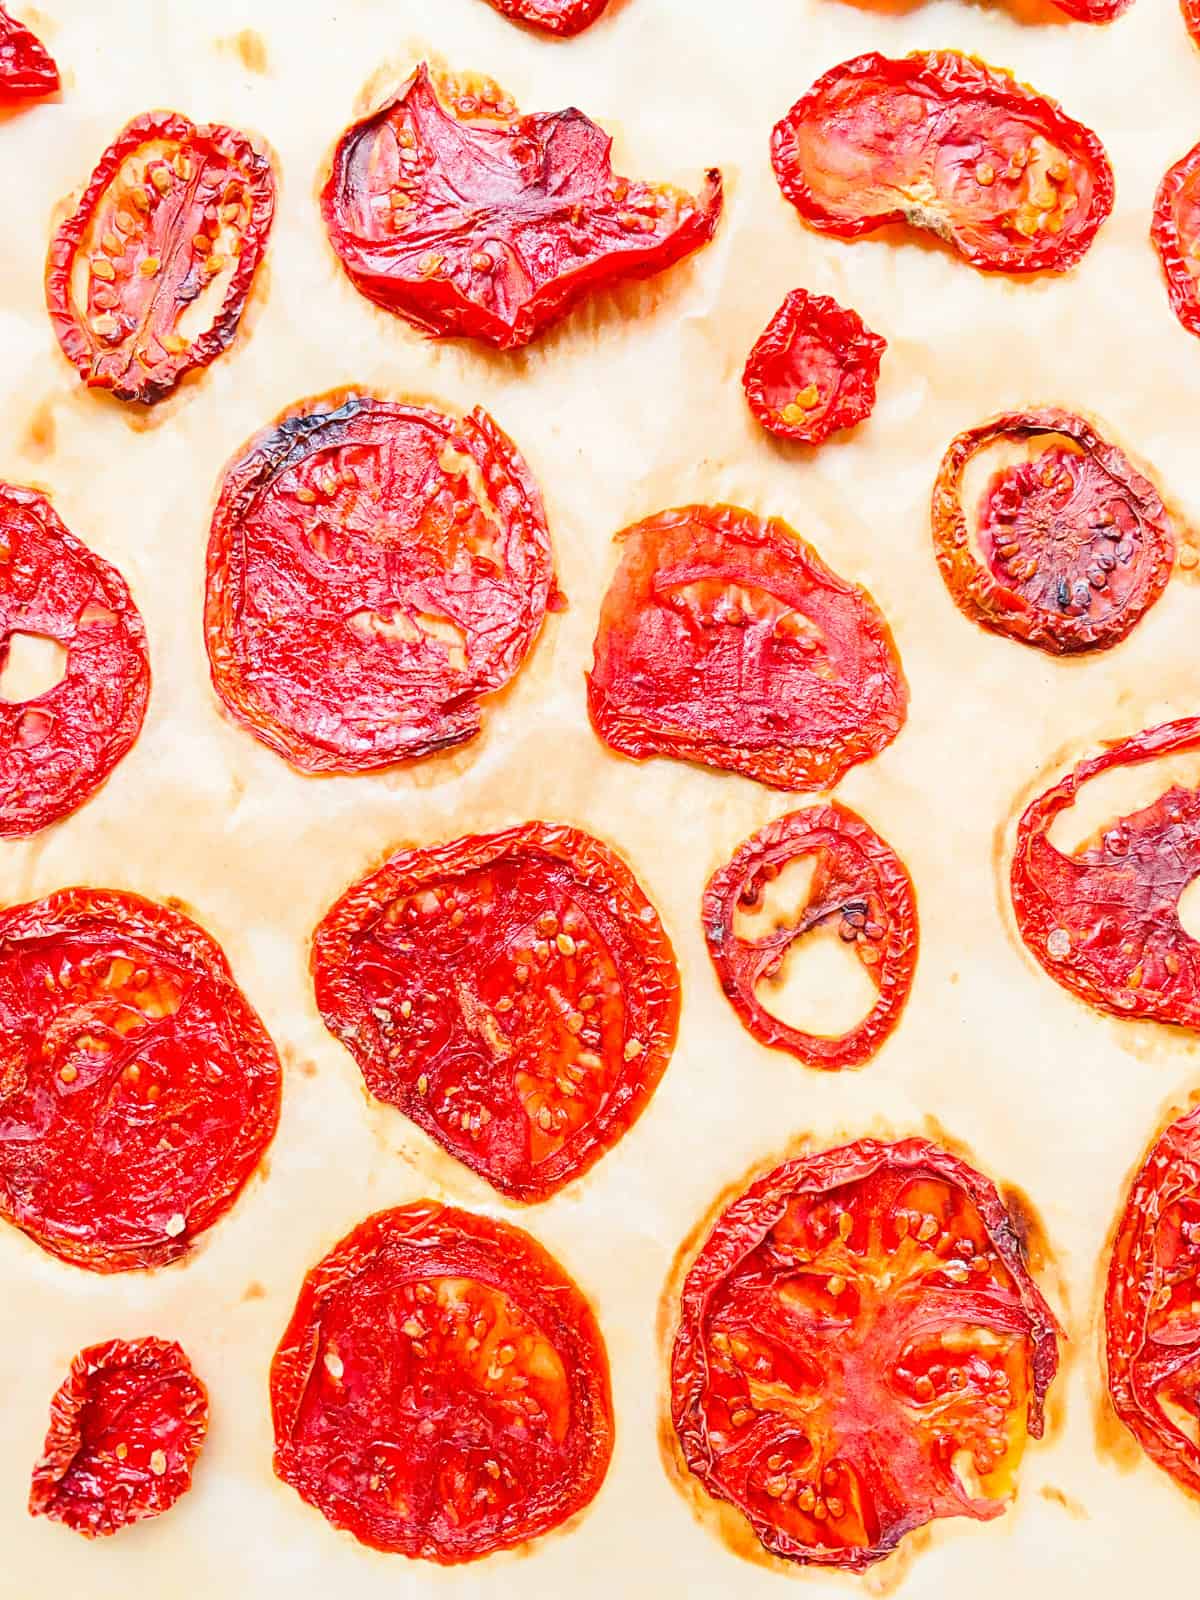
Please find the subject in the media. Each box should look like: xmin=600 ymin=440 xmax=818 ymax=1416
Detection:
xmin=1039 ymin=1484 xmax=1089 ymax=1518
xmin=22 ymin=397 xmax=57 ymax=459
xmin=217 ymin=29 xmax=270 ymax=74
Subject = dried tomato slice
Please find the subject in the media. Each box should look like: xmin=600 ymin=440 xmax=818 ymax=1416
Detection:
xmin=703 ymin=804 xmax=917 ymax=1071
xmin=313 ymin=822 xmax=679 ymax=1201
xmin=1153 ymin=141 xmax=1200 ymax=340
xmin=1052 ymin=0 xmax=1133 ymax=13
xmin=205 ymin=393 xmax=557 ymax=774
xmin=271 ymin=1201 xmax=614 ymax=1562
xmin=482 ymin=0 xmax=611 ymax=32
xmin=743 ymin=290 xmax=886 ymax=447
xmin=587 ymin=504 xmax=908 ymax=792
xmin=0 ymin=4 xmax=58 ymax=100
xmin=45 ymin=111 xmax=275 ymax=404
xmin=1 ymin=484 xmax=149 ymax=837
xmin=771 ymin=52 xmax=1113 ymax=275
xmin=1011 ymin=719 xmax=1200 ymax=1026
xmin=29 ymin=1338 xmax=208 ymax=1537
xmin=321 ymin=64 xmax=722 ymax=350
xmin=670 ymin=1139 xmax=1059 ymax=1571
xmin=1185 ymin=0 xmax=1200 ymax=45
xmin=0 ymin=888 xmax=281 ymax=1272
xmin=932 ymin=409 xmax=1176 ymax=655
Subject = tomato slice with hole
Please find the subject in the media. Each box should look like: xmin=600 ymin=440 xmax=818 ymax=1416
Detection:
xmin=771 ymin=52 xmax=1113 ymax=275
xmin=0 ymin=888 xmax=281 ymax=1272
xmin=205 ymin=393 xmax=558 ymax=775
xmin=321 ymin=63 xmax=722 ymax=350
xmin=0 ymin=4 xmax=58 ymax=100
xmin=671 ymin=1139 xmax=1059 ymax=1571
xmin=29 ymin=1338 xmax=208 ymax=1537
xmin=743 ymin=290 xmax=886 ymax=447
xmin=703 ymin=804 xmax=917 ymax=1071
xmin=45 ymin=110 xmax=275 ymax=404
xmin=271 ymin=1201 xmax=614 ymax=1562
xmin=1153 ymin=142 xmax=1200 ymax=341
xmin=482 ymin=0 xmax=612 ymax=32
xmin=1 ymin=484 xmax=149 ymax=837
xmin=1012 ymin=718 xmax=1200 ymax=1026
xmin=932 ymin=409 xmax=1176 ymax=655
xmin=313 ymin=821 xmax=679 ymax=1201
xmin=587 ymin=504 xmax=908 ymax=792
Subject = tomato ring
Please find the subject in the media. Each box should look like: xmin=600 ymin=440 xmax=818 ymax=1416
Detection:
xmin=481 ymin=0 xmax=612 ymax=32
xmin=0 ymin=4 xmax=58 ymax=100
xmin=1153 ymin=140 xmax=1200 ymax=341
xmin=742 ymin=290 xmax=886 ymax=447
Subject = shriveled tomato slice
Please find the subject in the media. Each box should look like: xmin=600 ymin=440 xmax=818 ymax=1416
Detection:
xmin=1153 ymin=141 xmax=1200 ymax=340
xmin=932 ymin=409 xmax=1176 ymax=655
xmin=671 ymin=1139 xmax=1059 ymax=1571
xmin=1 ymin=484 xmax=149 ymax=837
xmin=45 ymin=111 xmax=275 ymax=404
xmin=587 ymin=504 xmax=908 ymax=792
xmin=0 ymin=888 xmax=281 ymax=1272
xmin=0 ymin=4 xmax=58 ymax=100
xmin=703 ymin=804 xmax=917 ymax=1071
xmin=271 ymin=1202 xmax=614 ymax=1562
xmin=771 ymin=52 xmax=1113 ymax=275
xmin=205 ymin=393 xmax=557 ymax=774
xmin=1012 ymin=719 xmax=1200 ymax=1026
xmin=482 ymin=0 xmax=611 ymax=32
xmin=743 ymin=290 xmax=886 ymax=447
xmin=321 ymin=64 xmax=722 ymax=350
xmin=29 ymin=1338 xmax=208 ymax=1537
xmin=313 ymin=822 xmax=679 ymax=1201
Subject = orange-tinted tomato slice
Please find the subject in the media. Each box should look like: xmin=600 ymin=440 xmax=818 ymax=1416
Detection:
xmin=1185 ymin=0 xmax=1200 ymax=45
xmin=0 ymin=4 xmax=58 ymax=100
xmin=743 ymin=290 xmax=886 ymax=447
xmin=1154 ymin=141 xmax=1200 ymax=340
xmin=482 ymin=0 xmax=612 ymax=32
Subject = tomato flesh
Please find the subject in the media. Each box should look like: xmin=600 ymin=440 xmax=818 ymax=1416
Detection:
xmin=0 ymin=4 xmax=58 ymax=100
xmin=483 ymin=0 xmax=612 ymax=32
xmin=742 ymin=290 xmax=886 ymax=447
xmin=1154 ymin=141 xmax=1200 ymax=340
xmin=1051 ymin=0 xmax=1132 ymax=15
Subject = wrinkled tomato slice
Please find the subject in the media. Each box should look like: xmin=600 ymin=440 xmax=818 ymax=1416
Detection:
xmin=771 ymin=52 xmax=1113 ymax=275
xmin=743 ymin=290 xmax=886 ymax=447
xmin=0 ymin=4 xmax=58 ymax=100
xmin=703 ymin=804 xmax=917 ymax=1071
xmin=1012 ymin=719 xmax=1200 ymax=1026
xmin=0 ymin=888 xmax=281 ymax=1272
xmin=932 ymin=409 xmax=1176 ymax=655
xmin=482 ymin=0 xmax=612 ymax=32
xmin=671 ymin=1139 xmax=1059 ymax=1571
xmin=271 ymin=1202 xmax=614 ymax=1562
xmin=29 ymin=1338 xmax=208 ymax=1537
xmin=1 ymin=484 xmax=149 ymax=837
xmin=313 ymin=822 xmax=679 ymax=1201
xmin=587 ymin=504 xmax=908 ymax=792
xmin=205 ymin=393 xmax=558 ymax=775
xmin=1153 ymin=141 xmax=1200 ymax=340
xmin=45 ymin=111 xmax=275 ymax=404
xmin=321 ymin=64 xmax=722 ymax=350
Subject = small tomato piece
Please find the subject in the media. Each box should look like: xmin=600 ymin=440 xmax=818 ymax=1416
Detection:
xmin=743 ymin=290 xmax=886 ymax=446
xmin=0 ymin=4 xmax=58 ymax=101
xmin=1184 ymin=0 xmax=1200 ymax=44
xmin=1051 ymin=0 xmax=1133 ymax=16
xmin=482 ymin=0 xmax=612 ymax=33
xmin=1153 ymin=140 xmax=1200 ymax=340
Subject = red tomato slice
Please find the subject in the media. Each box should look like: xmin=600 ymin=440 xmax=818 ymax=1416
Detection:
xmin=703 ymin=804 xmax=917 ymax=1071
xmin=45 ymin=111 xmax=275 ymax=404
xmin=321 ymin=64 xmax=722 ymax=350
xmin=671 ymin=1139 xmax=1059 ymax=1570
xmin=587 ymin=504 xmax=908 ymax=792
xmin=29 ymin=1338 xmax=208 ymax=1537
xmin=1051 ymin=0 xmax=1133 ymax=15
xmin=0 ymin=888 xmax=281 ymax=1272
xmin=932 ymin=409 xmax=1176 ymax=655
xmin=0 ymin=4 xmax=57 ymax=100
xmin=1186 ymin=0 xmax=1200 ymax=44
xmin=771 ymin=52 xmax=1113 ymax=275
xmin=313 ymin=821 xmax=679 ymax=1201
xmin=1153 ymin=141 xmax=1200 ymax=340
xmin=271 ymin=1202 xmax=614 ymax=1562
xmin=1 ymin=484 xmax=149 ymax=837
xmin=482 ymin=0 xmax=612 ymax=32
xmin=743 ymin=290 xmax=886 ymax=447
xmin=205 ymin=393 xmax=558 ymax=775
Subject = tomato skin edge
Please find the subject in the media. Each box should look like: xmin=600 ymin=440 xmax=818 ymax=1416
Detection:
xmin=1153 ymin=142 xmax=1200 ymax=340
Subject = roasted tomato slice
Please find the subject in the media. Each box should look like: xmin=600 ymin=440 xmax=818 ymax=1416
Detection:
xmin=0 ymin=4 xmax=58 ymax=100
xmin=743 ymin=290 xmax=886 ymax=447
xmin=205 ymin=393 xmax=557 ymax=774
xmin=1185 ymin=0 xmax=1200 ymax=46
xmin=0 ymin=888 xmax=281 ymax=1272
xmin=321 ymin=64 xmax=722 ymax=350
xmin=670 ymin=1138 xmax=1059 ymax=1571
xmin=271 ymin=1201 xmax=614 ymax=1562
xmin=771 ymin=52 xmax=1113 ymax=275
xmin=29 ymin=1338 xmax=208 ymax=1537
xmin=1051 ymin=0 xmax=1133 ymax=13
xmin=1 ymin=484 xmax=149 ymax=837
xmin=932 ymin=409 xmax=1176 ymax=655
xmin=703 ymin=804 xmax=917 ymax=1071
xmin=313 ymin=822 xmax=680 ymax=1201
xmin=482 ymin=0 xmax=611 ymax=32
xmin=587 ymin=504 xmax=908 ymax=792
xmin=1012 ymin=718 xmax=1200 ymax=1026
xmin=1153 ymin=141 xmax=1200 ymax=340
xmin=45 ymin=111 xmax=275 ymax=404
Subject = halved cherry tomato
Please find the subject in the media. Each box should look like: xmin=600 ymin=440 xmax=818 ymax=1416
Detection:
xmin=587 ymin=504 xmax=908 ymax=792
xmin=29 ymin=1338 xmax=208 ymax=1537
xmin=1153 ymin=141 xmax=1200 ymax=340
xmin=205 ymin=393 xmax=558 ymax=775
xmin=704 ymin=804 xmax=917 ymax=1071
xmin=771 ymin=52 xmax=1113 ymax=275
xmin=46 ymin=111 xmax=275 ymax=404
xmin=0 ymin=888 xmax=281 ymax=1272
xmin=482 ymin=0 xmax=612 ymax=32
xmin=1 ymin=484 xmax=149 ymax=836
xmin=313 ymin=822 xmax=679 ymax=1200
xmin=671 ymin=1138 xmax=1059 ymax=1570
xmin=932 ymin=409 xmax=1176 ymax=655
xmin=743 ymin=290 xmax=886 ymax=447
xmin=271 ymin=1202 xmax=614 ymax=1562
xmin=321 ymin=64 xmax=722 ymax=349
xmin=0 ymin=4 xmax=58 ymax=100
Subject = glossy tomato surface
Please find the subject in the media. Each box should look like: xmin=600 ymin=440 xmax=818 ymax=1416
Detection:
xmin=482 ymin=0 xmax=611 ymax=32
xmin=742 ymin=290 xmax=886 ymax=447
xmin=0 ymin=4 xmax=58 ymax=100
xmin=1154 ymin=141 xmax=1200 ymax=339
